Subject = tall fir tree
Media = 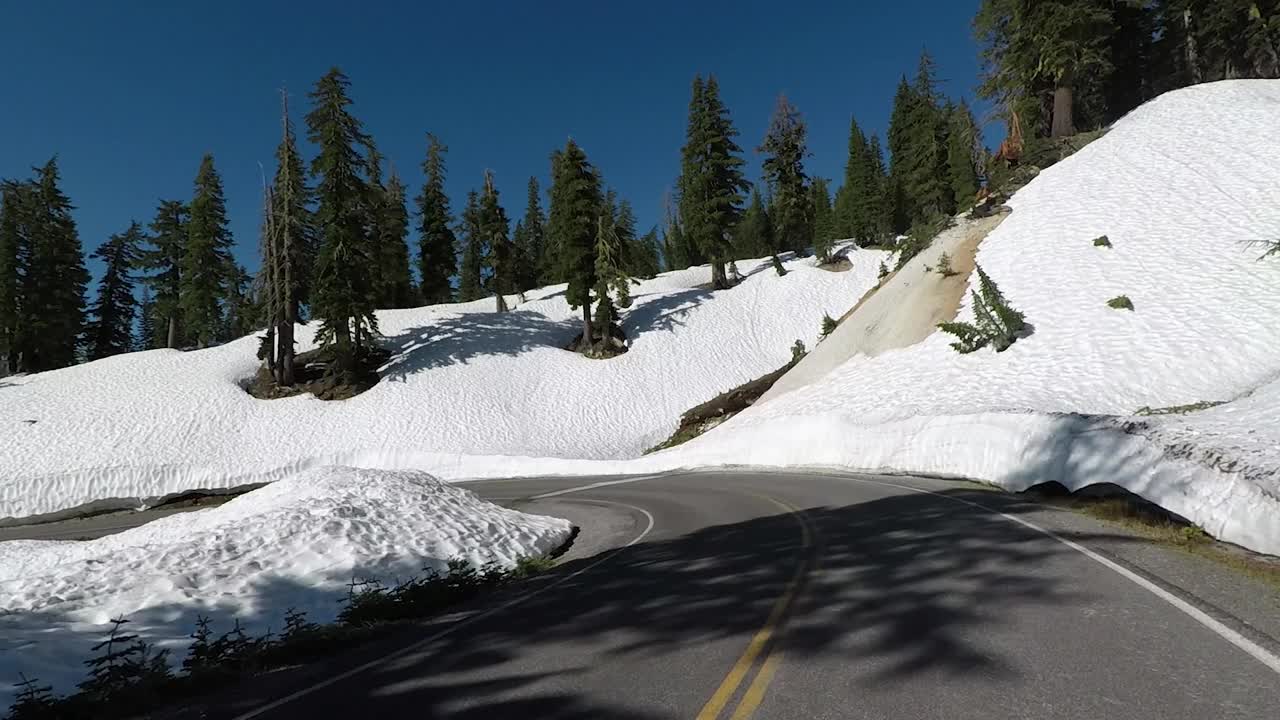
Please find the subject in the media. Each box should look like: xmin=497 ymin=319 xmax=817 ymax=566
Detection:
xmin=135 ymin=288 xmax=157 ymax=351
xmin=270 ymin=92 xmax=317 ymax=316
xmin=139 ymin=200 xmax=187 ymax=349
xmin=632 ymin=227 xmax=663 ymax=278
xmin=678 ymin=75 xmax=749 ymax=289
xmin=591 ymin=201 xmax=633 ymax=352
xmin=377 ymin=170 xmax=414 ymax=308
xmin=86 ymin=222 xmax=143 ymax=360
xmin=548 ymin=139 xmax=602 ymax=348
xmin=758 ymin=95 xmax=813 ymax=257
xmin=306 ymin=67 xmax=379 ymax=374
xmin=976 ymin=0 xmax=1116 ymax=139
xmin=834 ymin=116 xmax=871 ymax=242
xmin=886 ymin=76 xmax=918 ymax=234
xmin=810 ymin=178 xmax=836 ymax=263
xmin=456 ymin=190 xmax=485 ymax=302
xmin=479 ymin=170 xmax=514 ymax=311
xmin=662 ymin=190 xmax=688 ymax=271
xmin=946 ymin=100 xmax=981 ymax=209
xmin=416 ymin=133 xmax=457 ymax=305
xmin=182 ymin=154 xmax=234 ymax=348
xmin=220 ymin=261 xmax=256 ymax=342
xmin=0 ymin=182 xmax=25 ymax=372
xmin=735 ymin=187 xmax=774 ymax=260
xmin=516 ymin=176 xmax=547 ymax=291
xmin=904 ymin=52 xmax=954 ymax=220
xmin=866 ymin=134 xmax=892 ymax=242
xmin=23 ymin=159 xmax=89 ymax=371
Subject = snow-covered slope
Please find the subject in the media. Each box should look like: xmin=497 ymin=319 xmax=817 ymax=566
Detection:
xmin=0 ymin=251 xmax=886 ymax=520
xmin=0 ymin=467 xmax=571 ymax=699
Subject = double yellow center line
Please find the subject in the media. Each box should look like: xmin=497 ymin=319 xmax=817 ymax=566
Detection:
xmin=695 ymin=496 xmax=820 ymax=720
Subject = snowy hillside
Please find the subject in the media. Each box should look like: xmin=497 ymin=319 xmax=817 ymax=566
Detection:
xmin=0 ymin=467 xmax=571 ymax=699
xmin=0 ymin=250 xmax=886 ymax=520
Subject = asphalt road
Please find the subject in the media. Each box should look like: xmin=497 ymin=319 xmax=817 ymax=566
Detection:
xmin=9 ymin=471 xmax=1280 ymax=719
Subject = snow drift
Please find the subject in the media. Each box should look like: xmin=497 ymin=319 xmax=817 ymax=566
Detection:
xmin=0 ymin=467 xmax=572 ymax=699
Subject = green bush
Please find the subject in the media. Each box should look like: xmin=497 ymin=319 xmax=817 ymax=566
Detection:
xmin=896 ymin=214 xmax=953 ymax=270
xmin=1107 ymin=295 xmax=1134 ymax=310
xmin=820 ymin=314 xmax=838 ymax=338
xmin=938 ymin=265 xmax=1027 ymax=354
xmin=791 ymin=340 xmax=807 ymax=363
xmin=877 ymin=261 xmax=889 ymax=281
xmin=935 ymin=252 xmax=957 ymax=277
xmin=1093 ymin=235 xmax=1112 ymax=248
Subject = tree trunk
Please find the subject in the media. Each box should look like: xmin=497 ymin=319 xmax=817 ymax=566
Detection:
xmin=581 ymin=303 xmax=593 ymax=354
xmin=1184 ymin=9 xmax=1203 ymax=84
xmin=166 ymin=315 xmax=178 ymax=349
xmin=495 ymin=292 xmax=508 ymax=313
xmin=711 ymin=260 xmax=728 ymax=290
xmin=1051 ymin=85 xmax=1076 ymax=138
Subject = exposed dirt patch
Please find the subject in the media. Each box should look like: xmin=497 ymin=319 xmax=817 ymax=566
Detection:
xmin=246 ymin=346 xmax=391 ymax=401
xmin=649 ymin=359 xmax=798 ymax=452
xmin=818 ymin=257 xmax=853 ymax=272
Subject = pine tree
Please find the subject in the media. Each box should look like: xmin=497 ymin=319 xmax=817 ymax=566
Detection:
xmin=976 ymin=0 xmax=1117 ymax=139
xmin=479 ymin=170 xmax=514 ymax=312
xmin=220 ymin=261 xmax=256 ymax=342
xmin=678 ymin=75 xmax=749 ymax=289
xmin=591 ymin=203 xmax=633 ymax=354
xmin=905 ymin=52 xmax=954 ymax=220
xmin=139 ymin=200 xmax=187 ymax=349
xmin=886 ymin=76 xmax=918 ymax=234
xmin=271 ymin=91 xmax=317 ymax=317
xmin=456 ymin=190 xmax=485 ymax=302
xmin=416 ymin=133 xmax=458 ymax=305
xmin=632 ymin=227 xmax=663 ymax=278
xmin=548 ymin=139 xmax=602 ymax=349
xmin=377 ymin=170 xmax=414 ymax=308
xmin=758 ymin=95 xmax=813 ymax=257
xmin=735 ymin=187 xmax=774 ymax=260
xmin=0 ymin=182 xmax=26 ymax=373
xmin=834 ymin=116 xmax=870 ymax=242
xmin=306 ymin=67 xmax=379 ymax=375
xmin=135 ymin=289 xmax=157 ymax=351
xmin=867 ymin=135 xmax=892 ymax=242
xmin=516 ymin=176 xmax=547 ymax=291
xmin=86 ymin=222 xmax=142 ymax=361
xmin=947 ymin=100 xmax=981 ymax=210
xmin=23 ymin=159 xmax=89 ymax=371
xmin=811 ymin=177 xmax=836 ymax=263
xmin=182 ymin=154 xmax=234 ymax=348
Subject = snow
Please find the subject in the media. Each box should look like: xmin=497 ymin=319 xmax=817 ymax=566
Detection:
xmin=3 ymin=79 xmax=1280 ymax=702
xmin=0 ymin=250 xmax=886 ymax=520
xmin=0 ymin=467 xmax=572 ymax=700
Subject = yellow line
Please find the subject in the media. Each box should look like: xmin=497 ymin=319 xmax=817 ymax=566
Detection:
xmin=728 ymin=502 xmax=822 ymax=720
xmin=694 ymin=496 xmax=813 ymax=720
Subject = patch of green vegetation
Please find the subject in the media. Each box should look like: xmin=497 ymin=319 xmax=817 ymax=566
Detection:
xmin=896 ymin=214 xmax=954 ymax=270
xmin=1093 ymin=235 xmax=1112 ymax=248
xmin=935 ymin=252 xmax=957 ymax=277
xmin=5 ymin=555 xmax=561 ymax=720
xmin=1133 ymin=400 xmax=1226 ymax=416
xmin=820 ymin=314 xmax=838 ymax=339
xmin=938 ymin=265 xmax=1027 ymax=354
xmin=1107 ymin=295 xmax=1134 ymax=310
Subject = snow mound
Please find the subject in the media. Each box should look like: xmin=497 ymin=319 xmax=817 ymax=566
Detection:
xmin=0 ymin=467 xmax=572 ymax=698
xmin=0 ymin=250 xmax=886 ymax=520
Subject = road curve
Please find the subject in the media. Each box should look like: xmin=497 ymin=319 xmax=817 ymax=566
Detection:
xmin=119 ymin=469 xmax=1276 ymax=720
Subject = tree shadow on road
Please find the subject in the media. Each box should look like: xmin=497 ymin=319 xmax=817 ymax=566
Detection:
xmin=138 ymin=486 xmax=1130 ymax=719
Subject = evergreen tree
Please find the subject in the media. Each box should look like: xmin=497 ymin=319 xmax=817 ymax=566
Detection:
xmin=632 ymin=227 xmax=663 ymax=278
xmin=662 ymin=190 xmax=687 ymax=271
xmin=136 ymin=288 xmax=157 ymax=351
xmin=905 ymin=52 xmax=954 ymax=219
xmin=758 ymin=95 xmax=813 ymax=257
xmin=182 ymin=154 xmax=234 ymax=348
xmin=591 ymin=203 xmax=633 ymax=353
xmin=976 ymin=0 xmax=1116 ymax=139
xmin=456 ymin=190 xmax=485 ymax=302
xmin=548 ymin=139 xmax=602 ymax=348
xmin=834 ymin=116 xmax=870 ymax=241
xmin=735 ymin=187 xmax=774 ymax=259
xmin=866 ymin=134 xmax=893 ymax=244
xmin=678 ymin=75 xmax=749 ymax=288
xmin=377 ymin=171 xmax=414 ymax=308
xmin=516 ymin=176 xmax=547 ymax=291
xmin=220 ymin=261 xmax=256 ymax=342
xmin=886 ymin=76 xmax=918 ymax=233
xmin=0 ymin=182 xmax=26 ymax=372
xmin=947 ymin=100 xmax=981 ymax=209
xmin=479 ymin=170 xmax=515 ymax=312
xmin=86 ymin=222 xmax=143 ymax=360
xmin=270 ymin=93 xmax=317 ymax=316
xmin=139 ymin=200 xmax=187 ymax=349
xmin=23 ymin=159 xmax=89 ymax=371
xmin=810 ymin=178 xmax=836 ymax=263
xmin=306 ymin=67 xmax=379 ymax=374
xmin=416 ymin=133 xmax=457 ymax=304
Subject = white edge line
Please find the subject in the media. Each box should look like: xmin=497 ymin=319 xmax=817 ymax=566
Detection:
xmin=232 ymin=499 xmax=656 ymax=719
xmin=839 ymin=474 xmax=1280 ymax=677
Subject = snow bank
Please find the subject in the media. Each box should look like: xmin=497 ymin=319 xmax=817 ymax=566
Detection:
xmin=0 ymin=466 xmax=571 ymax=699
xmin=0 ymin=250 xmax=886 ymax=520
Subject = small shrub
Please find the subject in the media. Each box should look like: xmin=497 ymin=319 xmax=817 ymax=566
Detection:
xmin=938 ymin=265 xmax=1027 ymax=354
xmin=896 ymin=214 xmax=952 ymax=269
xmin=820 ymin=314 xmax=838 ymax=339
xmin=1179 ymin=526 xmax=1208 ymax=544
xmin=1107 ymin=295 xmax=1134 ymax=310
xmin=1093 ymin=235 xmax=1112 ymax=248
xmin=771 ymin=254 xmax=787 ymax=277
xmin=76 ymin=617 xmax=172 ymax=711
xmin=791 ymin=340 xmax=807 ymax=363
xmin=7 ymin=675 xmax=59 ymax=720
xmin=935 ymin=252 xmax=957 ymax=277
xmin=877 ymin=261 xmax=889 ymax=281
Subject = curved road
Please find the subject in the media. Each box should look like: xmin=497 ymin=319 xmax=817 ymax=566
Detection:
xmin=15 ymin=471 xmax=1280 ymax=719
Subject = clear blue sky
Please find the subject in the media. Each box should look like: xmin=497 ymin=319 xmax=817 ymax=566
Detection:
xmin=0 ymin=0 xmax=986 ymax=282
